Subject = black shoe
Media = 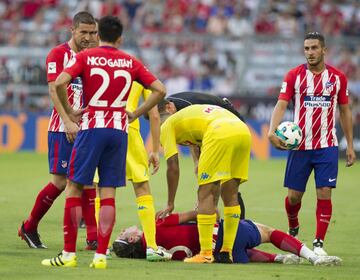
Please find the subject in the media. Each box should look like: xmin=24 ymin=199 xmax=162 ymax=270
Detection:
xmin=288 ymin=227 xmax=299 ymax=238
xmin=85 ymin=239 xmax=98 ymax=250
xmin=79 ymin=218 xmax=86 ymax=229
xmin=214 ymin=251 xmax=233 ymax=264
xmin=18 ymin=222 xmax=47 ymax=249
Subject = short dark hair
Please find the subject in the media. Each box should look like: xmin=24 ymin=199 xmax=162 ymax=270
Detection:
xmin=158 ymin=99 xmax=170 ymax=114
xmin=72 ymin=11 xmax=96 ymax=28
xmin=112 ymin=239 xmax=145 ymax=259
xmin=98 ymin=16 xmax=123 ymax=43
xmin=304 ymin=31 xmax=325 ymax=47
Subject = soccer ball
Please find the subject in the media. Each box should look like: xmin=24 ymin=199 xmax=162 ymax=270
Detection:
xmin=275 ymin=121 xmax=302 ymax=149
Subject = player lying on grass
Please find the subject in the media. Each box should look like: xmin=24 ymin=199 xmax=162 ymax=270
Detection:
xmin=112 ymin=209 xmax=341 ymax=266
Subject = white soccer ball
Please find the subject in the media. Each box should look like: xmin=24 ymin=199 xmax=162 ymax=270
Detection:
xmin=275 ymin=121 xmax=303 ymax=149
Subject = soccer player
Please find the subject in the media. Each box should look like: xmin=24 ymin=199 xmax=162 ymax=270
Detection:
xmin=268 ymin=32 xmax=356 ymax=255
xmin=157 ymin=104 xmax=251 ymax=263
xmin=112 ymin=210 xmax=342 ymax=266
xmin=159 ymin=91 xmax=246 ymax=219
xmin=18 ymin=11 xmax=98 ymax=249
xmin=41 ymin=16 xmax=166 ymax=269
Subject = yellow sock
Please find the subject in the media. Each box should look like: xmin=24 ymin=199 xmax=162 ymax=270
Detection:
xmin=197 ymin=213 xmax=217 ymax=254
xmin=136 ymin=195 xmax=157 ymax=249
xmin=95 ymin=196 xmax=100 ymax=225
xmin=221 ymin=205 xmax=241 ymax=253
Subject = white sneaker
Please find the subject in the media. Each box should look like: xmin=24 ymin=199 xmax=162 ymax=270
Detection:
xmin=310 ymin=256 xmax=342 ymax=266
xmin=275 ymin=254 xmax=301 ymax=265
xmin=313 ymin=239 xmax=328 ymax=256
xmin=146 ymin=246 xmax=172 ymax=262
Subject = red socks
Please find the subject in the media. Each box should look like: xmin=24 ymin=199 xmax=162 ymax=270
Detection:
xmin=24 ymin=182 xmax=62 ymax=232
xmin=63 ymin=197 xmax=82 ymax=252
xmin=247 ymin=248 xmax=276 ymax=262
xmin=270 ymin=229 xmax=303 ymax=255
xmin=97 ymin=198 xmax=115 ymax=255
xmin=285 ymin=196 xmax=301 ymax=229
xmin=316 ymin=199 xmax=332 ymax=240
xmin=81 ymin=188 xmax=97 ymax=242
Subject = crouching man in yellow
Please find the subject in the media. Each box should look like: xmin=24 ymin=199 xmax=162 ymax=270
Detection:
xmin=94 ymin=81 xmax=172 ymax=261
xmin=157 ymin=103 xmax=251 ymax=263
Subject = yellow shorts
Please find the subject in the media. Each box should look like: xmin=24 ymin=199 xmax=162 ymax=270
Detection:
xmin=126 ymin=126 xmax=149 ymax=183
xmin=93 ymin=126 xmax=149 ymax=184
xmin=197 ymin=119 xmax=251 ymax=185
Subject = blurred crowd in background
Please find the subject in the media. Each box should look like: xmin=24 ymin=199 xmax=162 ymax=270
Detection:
xmin=0 ymin=0 xmax=359 ymax=123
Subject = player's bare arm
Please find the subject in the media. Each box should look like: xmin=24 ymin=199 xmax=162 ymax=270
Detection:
xmin=54 ymin=72 xmax=80 ymax=143
xmin=148 ymin=104 xmax=161 ymax=174
xmin=268 ymin=100 xmax=288 ymax=150
xmin=156 ymin=154 xmax=179 ymax=219
xmin=339 ymin=104 xmax=356 ymax=167
xmin=128 ymin=80 xmax=166 ymax=122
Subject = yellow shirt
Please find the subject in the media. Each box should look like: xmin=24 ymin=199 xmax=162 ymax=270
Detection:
xmin=160 ymin=104 xmax=240 ymax=160
xmin=126 ymin=81 xmax=152 ymax=130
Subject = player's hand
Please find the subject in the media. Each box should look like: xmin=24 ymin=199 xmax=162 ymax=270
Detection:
xmin=156 ymin=204 xmax=174 ymax=219
xmin=126 ymin=110 xmax=137 ymax=123
xmin=69 ymin=107 xmax=87 ymax=124
xmin=64 ymin=120 xmax=79 ymax=143
xmin=148 ymin=152 xmax=160 ymax=175
xmin=345 ymin=147 xmax=356 ymax=167
xmin=268 ymin=133 xmax=287 ymax=150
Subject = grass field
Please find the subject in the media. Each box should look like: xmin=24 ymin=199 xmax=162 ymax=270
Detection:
xmin=0 ymin=152 xmax=359 ymax=280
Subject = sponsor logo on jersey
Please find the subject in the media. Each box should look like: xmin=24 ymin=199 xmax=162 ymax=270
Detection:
xmin=304 ymin=96 xmax=331 ymax=108
xmin=87 ymin=56 xmax=133 ymax=68
xmin=48 ymin=62 xmax=56 ymax=74
xmin=280 ymin=82 xmax=287 ymax=93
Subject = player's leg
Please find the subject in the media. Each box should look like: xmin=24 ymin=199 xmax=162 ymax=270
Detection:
xmin=41 ymin=180 xmax=83 ymax=267
xmin=19 ymin=132 xmax=71 ymax=248
xmin=217 ymin=178 xmax=241 ymax=263
xmin=215 ymin=122 xmax=250 ymax=263
xmin=284 ymin=150 xmax=312 ymax=238
xmin=313 ymin=146 xmax=338 ymax=255
xmin=89 ymin=128 xmax=127 ymax=269
xmin=127 ymin=127 xmax=171 ymax=261
xmin=184 ymin=182 xmax=219 ymax=263
xmin=82 ymin=185 xmax=98 ymax=250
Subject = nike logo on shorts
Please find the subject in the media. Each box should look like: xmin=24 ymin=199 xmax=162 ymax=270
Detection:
xmin=328 ymin=178 xmax=336 ymax=182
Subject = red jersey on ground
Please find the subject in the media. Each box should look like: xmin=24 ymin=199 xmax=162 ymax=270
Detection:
xmin=279 ymin=64 xmax=349 ymax=150
xmin=46 ymin=42 xmax=83 ymax=132
xmin=142 ymin=214 xmax=218 ymax=260
xmin=64 ymin=46 xmax=157 ymax=131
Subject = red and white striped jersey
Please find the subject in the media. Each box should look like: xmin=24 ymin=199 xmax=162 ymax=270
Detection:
xmin=46 ymin=42 xmax=83 ymax=132
xmin=143 ymin=214 xmax=219 ymax=260
xmin=64 ymin=46 xmax=157 ymax=132
xmin=279 ymin=64 xmax=349 ymax=150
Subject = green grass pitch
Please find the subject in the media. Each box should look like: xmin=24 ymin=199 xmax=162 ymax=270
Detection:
xmin=0 ymin=152 xmax=359 ymax=280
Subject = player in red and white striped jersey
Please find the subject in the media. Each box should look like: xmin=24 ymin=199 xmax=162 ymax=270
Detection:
xmin=41 ymin=16 xmax=167 ymax=269
xmin=113 ymin=210 xmax=342 ymax=266
xmin=268 ymin=32 xmax=356 ymax=256
xmin=19 ymin=12 xmax=98 ymax=250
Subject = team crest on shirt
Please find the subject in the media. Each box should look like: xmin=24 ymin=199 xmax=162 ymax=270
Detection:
xmin=323 ymin=81 xmax=335 ymax=95
xmin=280 ymin=82 xmax=287 ymax=93
xmin=48 ymin=62 xmax=56 ymax=74
xmin=61 ymin=160 xmax=68 ymax=168
xmin=66 ymin=56 xmax=76 ymax=68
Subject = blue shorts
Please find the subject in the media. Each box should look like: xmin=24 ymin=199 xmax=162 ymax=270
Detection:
xmin=48 ymin=132 xmax=73 ymax=175
xmin=284 ymin=147 xmax=338 ymax=191
xmin=215 ymin=219 xmax=261 ymax=263
xmin=67 ymin=128 xmax=128 ymax=187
